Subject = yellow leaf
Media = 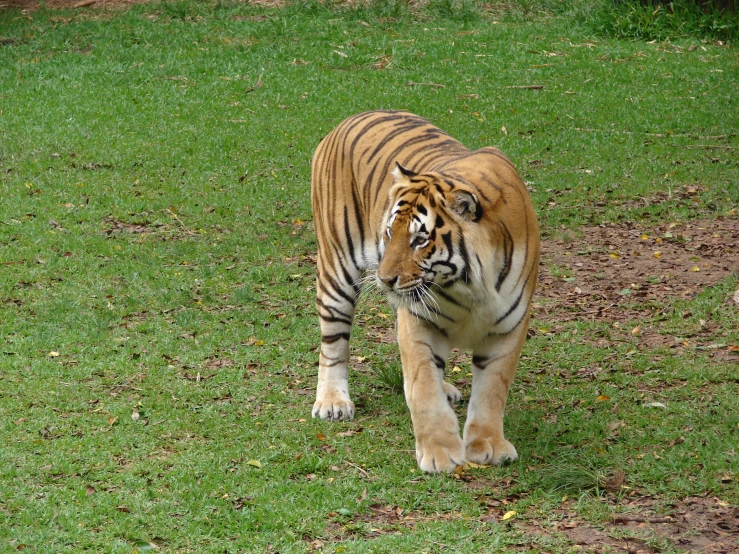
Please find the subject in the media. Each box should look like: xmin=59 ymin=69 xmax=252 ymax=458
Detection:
xmin=316 ymin=432 xmax=327 ymax=441
xmin=631 ymin=325 xmax=642 ymax=336
xmin=246 ymin=459 xmax=262 ymax=468
xmin=452 ymin=366 xmax=462 ymax=373
xmin=596 ymin=395 xmax=610 ymax=402
xmin=48 ymin=351 xmax=60 ymax=357
xmin=108 ymin=416 xmax=118 ymax=426
xmin=467 ymin=462 xmax=484 ymax=468
xmin=502 ymin=510 xmax=517 ymax=521
xmin=653 ymin=251 xmax=662 ymax=259
xmin=640 ymin=234 xmax=649 ymax=240
xmin=690 ymin=266 xmax=700 ymax=272
xmin=609 ymin=252 xmax=620 ymax=259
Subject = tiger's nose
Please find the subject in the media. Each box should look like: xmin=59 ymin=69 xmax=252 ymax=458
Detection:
xmin=378 ymin=275 xmax=398 ymax=288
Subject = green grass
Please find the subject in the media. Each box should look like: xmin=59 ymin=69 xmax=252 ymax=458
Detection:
xmin=1 ymin=1 xmax=738 ymax=552
xmin=592 ymin=0 xmax=739 ymax=43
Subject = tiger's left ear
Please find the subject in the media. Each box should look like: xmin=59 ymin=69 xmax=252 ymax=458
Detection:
xmin=391 ymin=162 xmax=417 ymax=186
xmin=450 ymin=190 xmax=482 ymax=222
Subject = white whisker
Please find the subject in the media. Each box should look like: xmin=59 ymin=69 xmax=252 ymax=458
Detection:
xmin=421 ymin=286 xmax=442 ymax=315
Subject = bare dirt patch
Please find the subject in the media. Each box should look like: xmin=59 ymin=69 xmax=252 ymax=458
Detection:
xmin=537 ymin=216 xmax=739 ymax=325
xmin=511 ymin=495 xmax=739 ymax=553
xmin=0 ymin=0 xmax=149 ymax=10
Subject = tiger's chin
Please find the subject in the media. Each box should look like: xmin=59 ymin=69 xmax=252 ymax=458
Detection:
xmin=382 ymin=289 xmax=411 ymax=310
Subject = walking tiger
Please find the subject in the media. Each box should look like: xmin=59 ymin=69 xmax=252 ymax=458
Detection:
xmin=310 ymin=110 xmax=539 ymax=473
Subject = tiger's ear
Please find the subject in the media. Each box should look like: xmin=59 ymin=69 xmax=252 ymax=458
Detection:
xmin=391 ymin=162 xmax=417 ymax=186
xmin=449 ymin=190 xmax=482 ymax=222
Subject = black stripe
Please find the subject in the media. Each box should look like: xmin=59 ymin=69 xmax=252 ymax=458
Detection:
xmin=316 ymin=297 xmax=353 ymax=321
xmin=421 ymin=298 xmax=456 ymax=322
xmin=431 ymin=286 xmax=469 ymax=310
xmin=322 ymin=332 xmax=350 ymax=344
xmin=350 ymin=180 xmax=366 ymax=264
xmin=472 ymin=353 xmax=503 ymax=370
xmin=343 ymin=206 xmax=360 ymax=273
xmin=441 ymin=231 xmax=453 ymax=255
xmin=458 ymin=235 xmax=470 ymax=283
xmin=322 ymin=271 xmax=357 ymax=307
xmin=318 ymin=314 xmax=353 ymax=325
xmin=494 ymin=263 xmax=536 ymax=326
xmin=495 ymin=222 xmax=513 ymax=292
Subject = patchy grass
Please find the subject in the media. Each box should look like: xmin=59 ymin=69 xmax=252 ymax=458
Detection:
xmin=0 ymin=1 xmax=737 ymax=552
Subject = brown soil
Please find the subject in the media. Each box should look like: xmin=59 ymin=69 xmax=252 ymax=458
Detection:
xmin=536 ymin=215 xmax=739 ymax=328
xmin=307 ymin=495 xmax=739 ymax=553
xmin=514 ymin=496 xmax=739 ymax=554
xmin=0 ymin=0 xmax=149 ymax=10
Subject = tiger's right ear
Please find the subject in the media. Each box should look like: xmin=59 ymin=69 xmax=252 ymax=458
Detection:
xmin=391 ymin=162 xmax=417 ymax=186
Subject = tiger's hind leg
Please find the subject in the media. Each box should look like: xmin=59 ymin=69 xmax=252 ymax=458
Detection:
xmin=311 ymin=259 xmax=362 ymax=422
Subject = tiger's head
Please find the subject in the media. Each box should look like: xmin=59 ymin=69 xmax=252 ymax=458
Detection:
xmin=376 ymin=163 xmax=484 ymax=307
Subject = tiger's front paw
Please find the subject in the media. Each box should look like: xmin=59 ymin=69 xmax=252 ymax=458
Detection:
xmin=415 ymin=433 xmax=466 ymax=473
xmin=312 ymin=395 xmax=355 ymax=421
xmin=465 ymin=436 xmax=518 ymax=466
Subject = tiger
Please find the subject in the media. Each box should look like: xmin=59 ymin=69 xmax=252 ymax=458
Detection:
xmin=310 ymin=110 xmax=539 ymax=473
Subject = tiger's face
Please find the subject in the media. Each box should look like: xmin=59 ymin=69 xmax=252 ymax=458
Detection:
xmin=377 ymin=163 xmax=482 ymax=307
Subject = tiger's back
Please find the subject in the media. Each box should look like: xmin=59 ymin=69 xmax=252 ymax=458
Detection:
xmin=310 ymin=110 xmax=539 ymax=473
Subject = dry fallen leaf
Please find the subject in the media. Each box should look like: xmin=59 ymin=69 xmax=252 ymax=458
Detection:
xmin=596 ymin=394 xmax=610 ymax=402
xmin=337 ymin=429 xmax=361 ymax=437
xmin=245 ymin=459 xmax=262 ymax=468
xmin=732 ymin=289 xmax=739 ymax=305
xmin=604 ymin=469 xmax=626 ymax=491
xmin=644 ymin=402 xmax=666 ymax=409
xmin=502 ymin=510 xmax=517 ymax=521
xmin=316 ymin=432 xmax=327 ymax=441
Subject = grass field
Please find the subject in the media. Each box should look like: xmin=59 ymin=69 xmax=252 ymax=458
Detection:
xmin=1 ymin=1 xmax=738 ymax=552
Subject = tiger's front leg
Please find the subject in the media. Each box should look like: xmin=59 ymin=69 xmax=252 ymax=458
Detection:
xmin=397 ymin=310 xmax=465 ymax=473
xmin=463 ymin=321 xmax=529 ymax=465
xmin=311 ymin=268 xmax=359 ymax=422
